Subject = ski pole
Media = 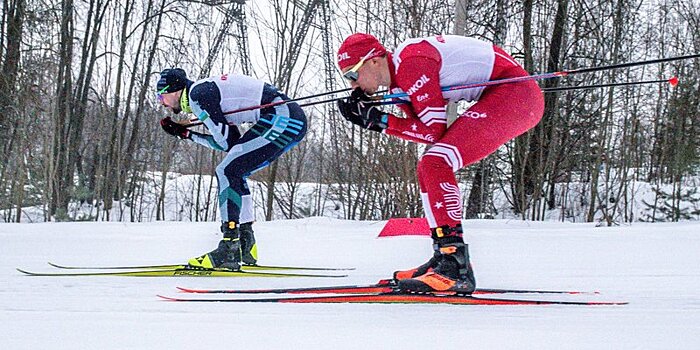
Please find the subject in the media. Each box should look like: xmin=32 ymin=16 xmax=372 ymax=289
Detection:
xmin=231 ymin=86 xmax=352 ymax=114
xmin=299 ymin=76 xmax=679 ymax=109
xmin=380 ymin=54 xmax=698 ymax=100
xmin=293 ymin=88 xmax=390 ymax=108
xmin=184 ymin=75 xmax=680 ymax=126
xmin=183 ymin=86 xmax=354 ymax=127
xmin=541 ymin=76 xmax=678 ymax=92
xmin=326 ymin=76 xmax=678 ymax=107
xmin=361 ymin=76 xmax=681 ymax=109
xmin=295 ymin=62 xmax=685 ymax=107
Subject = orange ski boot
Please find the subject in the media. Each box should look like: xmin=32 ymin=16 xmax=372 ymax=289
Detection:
xmin=398 ymin=224 xmax=476 ymax=295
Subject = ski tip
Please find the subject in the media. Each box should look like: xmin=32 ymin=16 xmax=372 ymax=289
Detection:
xmin=16 ymin=268 xmax=47 ymax=276
xmin=176 ymin=287 xmax=207 ymax=293
xmin=157 ymin=295 xmax=180 ymax=301
xmin=47 ymin=262 xmax=75 ymax=269
xmin=17 ymin=268 xmax=51 ymax=276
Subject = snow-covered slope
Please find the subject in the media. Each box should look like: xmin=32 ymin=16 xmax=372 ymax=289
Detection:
xmin=1 ymin=218 xmax=699 ymax=349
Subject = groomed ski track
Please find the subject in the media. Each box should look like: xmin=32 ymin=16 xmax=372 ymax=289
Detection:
xmin=1 ymin=218 xmax=699 ymax=349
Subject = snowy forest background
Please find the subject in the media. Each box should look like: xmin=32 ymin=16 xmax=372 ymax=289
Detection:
xmin=0 ymin=0 xmax=698 ymax=225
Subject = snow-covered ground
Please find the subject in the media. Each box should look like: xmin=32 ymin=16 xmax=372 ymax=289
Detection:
xmin=1 ymin=218 xmax=699 ymax=349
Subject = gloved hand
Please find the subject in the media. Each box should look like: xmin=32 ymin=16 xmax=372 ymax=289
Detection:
xmin=160 ymin=117 xmax=191 ymax=140
xmin=337 ymin=88 xmax=388 ymax=132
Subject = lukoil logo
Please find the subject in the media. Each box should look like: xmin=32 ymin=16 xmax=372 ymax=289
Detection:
xmin=406 ymin=75 xmax=430 ymax=95
xmin=338 ymin=52 xmax=351 ymax=62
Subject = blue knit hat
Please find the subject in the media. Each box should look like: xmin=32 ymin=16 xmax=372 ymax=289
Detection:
xmin=156 ymin=68 xmax=190 ymax=93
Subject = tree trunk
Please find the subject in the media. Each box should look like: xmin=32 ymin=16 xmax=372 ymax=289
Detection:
xmin=511 ymin=0 xmax=535 ymax=217
xmin=0 ymin=0 xmax=25 ymax=154
xmin=49 ymin=0 xmax=75 ymax=219
xmin=121 ymin=0 xmax=165 ymax=210
xmin=523 ymin=0 xmax=568 ymax=220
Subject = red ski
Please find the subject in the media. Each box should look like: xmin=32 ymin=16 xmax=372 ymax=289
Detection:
xmin=177 ymin=279 xmax=598 ymax=295
xmin=157 ymin=292 xmax=627 ymax=306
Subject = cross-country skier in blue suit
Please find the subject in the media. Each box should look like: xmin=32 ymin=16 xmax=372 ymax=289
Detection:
xmin=156 ymin=68 xmax=307 ymax=270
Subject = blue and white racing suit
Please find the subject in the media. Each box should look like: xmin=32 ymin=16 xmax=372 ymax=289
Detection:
xmin=186 ymin=73 xmax=307 ymax=224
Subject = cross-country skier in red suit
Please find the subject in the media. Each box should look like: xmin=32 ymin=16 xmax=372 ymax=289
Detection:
xmin=336 ymin=33 xmax=544 ymax=294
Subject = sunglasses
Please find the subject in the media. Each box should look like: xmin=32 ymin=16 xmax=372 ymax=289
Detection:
xmin=343 ymin=48 xmax=376 ymax=82
xmin=156 ymin=85 xmax=170 ymax=102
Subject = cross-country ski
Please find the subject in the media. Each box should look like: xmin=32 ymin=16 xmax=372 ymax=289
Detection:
xmin=175 ymin=280 xmax=598 ymax=295
xmin=157 ymin=292 xmax=627 ymax=306
xmin=16 ymin=267 xmax=347 ymax=278
xmin=47 ymin=261 xmax=354 ymax=271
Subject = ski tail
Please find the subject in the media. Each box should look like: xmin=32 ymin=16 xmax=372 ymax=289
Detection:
xmin=48 ymin=262 xmax=183 ymax=270
xmin=177 ymin=280 xmax=394 ymax=295
xmin=475 ymin=288 xmax=599 ymax=295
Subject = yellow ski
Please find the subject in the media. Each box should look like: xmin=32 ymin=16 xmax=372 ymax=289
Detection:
xmin=17 ymin=268 xmax=347 ymax=278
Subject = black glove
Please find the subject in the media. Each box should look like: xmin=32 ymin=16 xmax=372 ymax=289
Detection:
xmin=160 ymin=117 xmax=191 ymax=140
xmin=337 ymin=88 xmax=388 ymax=132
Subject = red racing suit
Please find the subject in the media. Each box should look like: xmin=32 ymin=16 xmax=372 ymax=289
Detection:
xmin=382 ymin=35 xmax=544 ymax=227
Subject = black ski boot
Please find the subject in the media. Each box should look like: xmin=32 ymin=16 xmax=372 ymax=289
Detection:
xmin=188 ymin=221 xmax=242 ymax=270
xmin=239 ymin=222 xmax=258 ymax=266
xmin=398 ymin=224 xmax=476 ymax=294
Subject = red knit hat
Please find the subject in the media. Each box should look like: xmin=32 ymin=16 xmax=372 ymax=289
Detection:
xmin=337 ymin=33 xmax=387 ymax=70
